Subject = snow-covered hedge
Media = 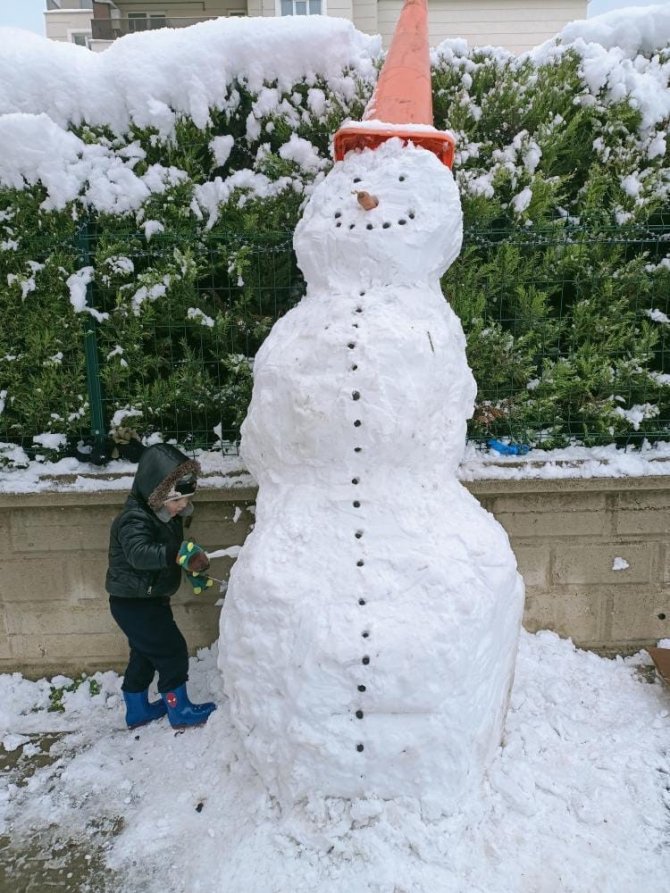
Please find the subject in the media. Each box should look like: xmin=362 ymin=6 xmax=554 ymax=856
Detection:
xmin=0 ymin=9 xmax=668 ymax=462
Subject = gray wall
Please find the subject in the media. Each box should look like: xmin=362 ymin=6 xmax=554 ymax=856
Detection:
xmin=1 ymin=475 xmax=668 ymax=677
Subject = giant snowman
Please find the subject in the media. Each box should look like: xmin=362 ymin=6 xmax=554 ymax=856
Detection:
xmin=219 ymin=135 xmax=524 ymax=810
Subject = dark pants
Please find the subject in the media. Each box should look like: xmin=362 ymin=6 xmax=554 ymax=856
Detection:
xmin=109 ymin=596 xmax=189 ymax=693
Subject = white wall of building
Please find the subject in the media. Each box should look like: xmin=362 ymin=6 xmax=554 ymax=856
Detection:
xmin=46 ymin=0 xmax=587 ymax=52
xmin=378 ymin=0 xmax=587 ymax=51
xmin=44 ymin=8 xmax=94 ymax=44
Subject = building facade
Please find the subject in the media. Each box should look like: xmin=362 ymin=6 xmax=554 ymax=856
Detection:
xmin=44 ymin=0 xmax=587 ymax=53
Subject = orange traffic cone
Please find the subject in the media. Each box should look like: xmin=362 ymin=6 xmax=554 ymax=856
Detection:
xmin=333 ymin=0 xmax=455 ymax=167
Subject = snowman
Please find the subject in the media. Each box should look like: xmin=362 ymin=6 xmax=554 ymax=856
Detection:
xmin=218 ymin=135 xmax=525 ymax=811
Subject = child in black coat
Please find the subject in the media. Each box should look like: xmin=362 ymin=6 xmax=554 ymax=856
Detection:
xmin=106 ymin=443 xmax=216 ymax=729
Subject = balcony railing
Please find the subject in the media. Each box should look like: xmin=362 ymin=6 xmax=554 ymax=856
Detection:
xmin=91 ymin=16 xmax=221 ymax=40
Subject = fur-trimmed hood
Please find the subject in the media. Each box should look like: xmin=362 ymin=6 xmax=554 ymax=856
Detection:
xmin=131 ymin=443 xmax=201 ymax=511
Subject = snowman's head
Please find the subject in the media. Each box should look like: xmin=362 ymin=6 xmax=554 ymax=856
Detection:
xmin=294 ymin=139 xmax=463 ymax=293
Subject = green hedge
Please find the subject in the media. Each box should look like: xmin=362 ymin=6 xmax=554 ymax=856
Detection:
xmin=0 ymin=42 xmax=668 ymax=463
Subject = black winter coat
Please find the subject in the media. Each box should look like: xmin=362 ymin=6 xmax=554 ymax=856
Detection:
xmin=106 ymin=444 xmax=200 ymax=599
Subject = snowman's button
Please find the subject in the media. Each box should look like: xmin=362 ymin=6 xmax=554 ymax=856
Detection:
xmin=358 ymin=685 xmax=366 ymax=692
xmin=355 ymin=531 xmax=363 ymax=539
xmin=354 ymin=421 xmax=362 ymax=428
xmin=348 ymin=342 xmax=356 ymax=349
xmin=352 ymin=477 xmax=360 ymax=485
xmin=355 ymin=710 xmax=364 ymax=719
xmin=399 ymin=175 xmax=406 ymax=182
xmin=361 ymin=631 xmax=369 ymax=638
xmin=409 ymin=212 xmax=415 ymax=219
xmin=356 ymin=744 xmax=364 ymax=752
xmin=355 ymin=307 xmax=363 ymax=313
xmin=334 ymin=211 xmax=342 ymax=218
xmin=362 ymin=656 xmax=370 ymax=664
xmin=353 ymin=501 xmax=361 ymax=508
xmin=358 ymin=599 xmax=366 ymax=605
xmin=351 ymin=364 xmax=358 ymax=371
xmin=354 ymin=447 xmax=362 ymax=453
xmin=356 ymin=560 xmax=364 ymax=567
xmin=352 ymin=391 xmax=360 ymax=400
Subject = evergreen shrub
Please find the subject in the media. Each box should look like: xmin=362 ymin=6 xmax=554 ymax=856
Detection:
xmin=0 ymin=35 xmax=668 ymax=463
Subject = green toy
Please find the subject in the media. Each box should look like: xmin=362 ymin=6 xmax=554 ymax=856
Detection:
xmin=178 ymin=540 xmax=214 ymax=595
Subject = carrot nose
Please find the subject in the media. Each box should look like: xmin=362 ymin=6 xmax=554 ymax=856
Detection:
xmin=355 ymin=191 xmax=379 ymax=211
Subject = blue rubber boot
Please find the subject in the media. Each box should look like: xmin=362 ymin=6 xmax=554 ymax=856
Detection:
xmin=161 ymin=684 xmax=216 ymax=729
xmin=123 ymin=690 xmax=167 ymax=729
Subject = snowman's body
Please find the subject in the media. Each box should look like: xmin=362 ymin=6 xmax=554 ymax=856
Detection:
xmin=219 ymin=141 xmax=524 ymax=808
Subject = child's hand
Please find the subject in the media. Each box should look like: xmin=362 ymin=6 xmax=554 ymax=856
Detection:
xmin=177 ymin=541 xmax=210 ymax=573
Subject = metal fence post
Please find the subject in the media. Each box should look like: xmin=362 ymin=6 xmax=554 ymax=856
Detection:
xmin=76 ymin=218 xmax=106 ymax=448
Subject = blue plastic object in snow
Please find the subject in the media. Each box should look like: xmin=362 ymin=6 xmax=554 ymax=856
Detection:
xmin=487 ymin=439 xmax=530 ymax=456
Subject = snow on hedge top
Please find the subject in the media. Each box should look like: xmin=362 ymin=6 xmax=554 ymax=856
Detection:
xmin=0 ymin=17 xmax=380 ymax=135
xmin=530 ymin=5 xmax=670 ymax=132
xmin=554 ymin=4 xmax=670 ymax=56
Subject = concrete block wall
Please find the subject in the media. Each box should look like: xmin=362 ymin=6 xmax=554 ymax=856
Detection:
xmin=0 ymin=485 xmax=257 ymax=678
xmin=0 ymin=475 xmax=668 ymax=677
xmin=470 ymin=477 xmax=670 ymax=654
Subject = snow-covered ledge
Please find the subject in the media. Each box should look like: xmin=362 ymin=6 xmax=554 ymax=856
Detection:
xmin=0 ymin=467 xmax=668 ymax=676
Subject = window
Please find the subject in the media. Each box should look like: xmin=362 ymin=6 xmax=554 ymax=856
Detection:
xmin=71 ymin=32 xmax=89 ymax=46
xmin=127 ymin=12 xmax=167 ymax=32
xmin=280 ymin=0 xmax=322 ymax=15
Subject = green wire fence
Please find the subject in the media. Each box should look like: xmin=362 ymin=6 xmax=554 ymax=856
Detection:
xmin=0 ymin=220 xmax=669 ymax=461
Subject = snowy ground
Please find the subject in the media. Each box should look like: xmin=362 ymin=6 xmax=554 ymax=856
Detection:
xmin=1 ymin=629 xmax=668 ymax=892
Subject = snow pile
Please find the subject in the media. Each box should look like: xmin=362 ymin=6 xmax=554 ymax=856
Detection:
xmin=1 ymin=631 xmax=668 ymax=891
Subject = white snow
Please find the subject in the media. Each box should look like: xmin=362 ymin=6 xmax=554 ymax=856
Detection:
xmin=0 ymin=20 xmax=380 ymax=136
xmin=1 ymin=630 xmax=668 ymax=891
xmin=142 ymin=220 xmax=165 ymax=240
xmin=32 ymin=432 xmax=67 ymax=451
xmin=558 ymin=5 xmax=670 ymax=56
xmin=612 ymin=556 xmax=630 ymax=571
xmin=187 ymin=307 xmax=215 ymax=328
xmin=6 ymin=440 xmax=670 ymax=494
xmin=512 ymin=186 xmax=533 ymax=213
xmin=530 ymin=6 xmax=670 ymax=134
xmin=614 ymin=402 xmax=660 ymax=430
xmin=646 ymin=308 xmax=670 ymax=324
xmin=210 ymin=134 xmax=235 ymax=168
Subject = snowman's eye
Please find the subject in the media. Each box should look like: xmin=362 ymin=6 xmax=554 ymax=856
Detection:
xmin=408 ymin=211 xmax=415 ymax=219
xmin=334 ymin=211 xmax=342 ymax=218
xmin=399 ymin=175 xmax=406 ymax=182
xmin=353 ymin=177 xmax=361 ymax=183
